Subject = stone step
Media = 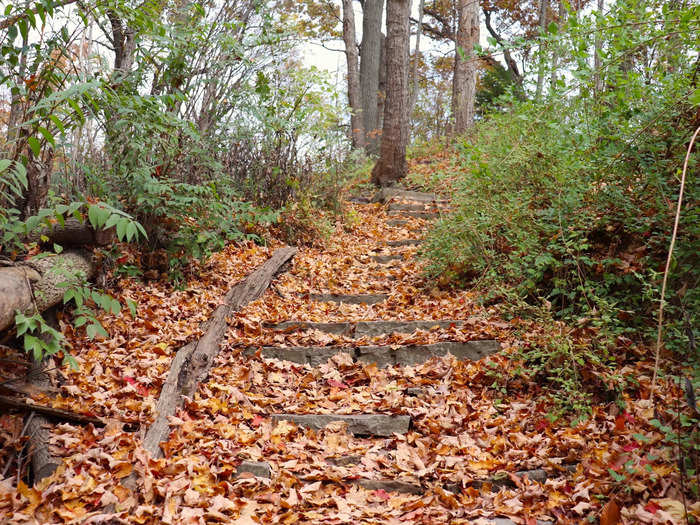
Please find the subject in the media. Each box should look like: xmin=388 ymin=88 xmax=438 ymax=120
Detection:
xmin=374 ymin=187 xmax=446 ymax=203
xmin=266 ymin=319 xmax=468 ymax=338
xmin=236 ymin=461 xmax=272 ymax=478
xmin=388 ymin=210 xmax=438 ymax=219
xmin=248 ymin=340 xmax=499 ymax=368
xmin=354 ymin=479 xmax=423 ymax=495
xmin=271 ymin=414 xmax=410 ymax=436
xmin=388 ymin=203 xmax=440 ymax=212
xmin=347 ymin=195 xmax=372 ymax=204
xmin=370 ymin=254 xmax=403 ymax=264
xmin=309 ymin=293 xmax=388 ymax=305
xmin=386 ymin=219 xmax=408 ymax=227
xmin=386 ymin=239 xmax=421 ymax=247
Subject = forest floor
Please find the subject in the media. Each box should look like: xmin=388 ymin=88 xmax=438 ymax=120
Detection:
xmin=0 ymin=169 xmax=695 ymax=524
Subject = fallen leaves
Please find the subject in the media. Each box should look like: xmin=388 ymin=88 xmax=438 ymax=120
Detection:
xmin=0 ymin=197 xmax=695 ymax=524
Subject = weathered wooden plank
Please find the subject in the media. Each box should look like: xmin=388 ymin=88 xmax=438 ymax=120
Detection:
xmin=141 ymin=246 xmax=297 ymax=458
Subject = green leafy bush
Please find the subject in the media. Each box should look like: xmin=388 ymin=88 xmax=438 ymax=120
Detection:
xmin=421 ymin=0 xmax=699 ymax=406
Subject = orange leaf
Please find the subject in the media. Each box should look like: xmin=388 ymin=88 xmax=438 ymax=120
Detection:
xmin=600 ymin=499 xmax=621 ymax=525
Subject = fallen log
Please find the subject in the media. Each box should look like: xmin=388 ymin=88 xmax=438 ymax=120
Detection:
xmin=28 ymin=218 xmax=115 ymax=247
xmin=0 ymin=394 xmax=105 ymax=427
xmin=0 ymin=251 xmax=94 ymax=332
xmin=141 ymin=246 xmax=297 ymax=458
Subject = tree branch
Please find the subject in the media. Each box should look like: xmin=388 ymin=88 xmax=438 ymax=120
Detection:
xmin=0 ymin=0 xmax=78 ymax=31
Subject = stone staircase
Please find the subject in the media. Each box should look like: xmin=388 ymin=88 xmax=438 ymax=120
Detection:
xmin=222 ymin=188 xmax=557 ymax=523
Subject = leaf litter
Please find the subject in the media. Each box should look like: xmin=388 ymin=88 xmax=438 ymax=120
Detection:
xmin=0 ymin=199 xmax=696 ymax=524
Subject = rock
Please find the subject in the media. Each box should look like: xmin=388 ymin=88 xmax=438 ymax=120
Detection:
xmin=310 ymin=293 xmax=388 ymax=305
xmin=250 ymin=339 xmax=500 ymax=368
xmin=354 ymin=479 xmax=424 ymax=495
xmin=388 ymin=203 xmax=434 ymax=212
xmin=388 ymin=210 xmax=438 ymax=219
xmin=373 ymin=188 xmax=444 ymax=203
xmin=386 ymin=219 xmax=408 ymax=227
xmin=236 ymin=461 xmax=271 ymax=478
xmin=371 ymin=254 xmax=403 ymax=263
xmin=405 ymin=387 xmax=424 ymax=397
xmin=270 ymin=414 xmax=411 ymax=436
xmin=386 ymin=239 xmax=421 ymax=247
xmin=353 ymin=320 xmax=465 ymax=337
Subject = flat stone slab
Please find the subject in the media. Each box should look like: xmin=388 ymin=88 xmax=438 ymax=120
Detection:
xmin=357 ymin=341 xmax=500 ymax=367
xmin=388 ymin=203 xmax=436 ymax=212
xmin=374 ymin=188 xmax=444 ymax=203
xmin=354 ymin=479 xmax=423 ymax=495
xmin=347 ymin=196 xmax=372 ymax=204
xmin=309 ymin=293 xmax=388 ymax=305
xmin=251 ymin=339 xmax=499 ymax=368
xmin=386 ymin=219 xmax=408 ymax=227
xmin=271 ymin=414 xmax=410 ymax=436
xmin=371 ymin=254 xmax=403 ymax=264
xmin=236 ymin=461 xmax=272 ymax=478
xmin=388 ymin=210 xmax=438 ymax=219
xmin=249 ymin=346 xmax=350 ymax=367
xmin=265 ymin=319 xmax=467 ymax=338
xmin=386 ymin=239 xmax=421 ymax=247
xmin=445 ymin=465 xmax=577 ymax=494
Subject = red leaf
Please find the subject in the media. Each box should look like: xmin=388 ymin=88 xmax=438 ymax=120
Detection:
xmin=251 ymin=415 xmax=264 ymax=427
xmin=622 ymin=442 xmax=640 ymax=452
xmin=374 ymin=489 xmax=391 ymax=501
xmin=328 ymin=379 xmax=348 ymax=389
xmin=644 ymin=501 xmax=661 ymax=514
xmin=123 ymin=376 xmax=137 ymax=385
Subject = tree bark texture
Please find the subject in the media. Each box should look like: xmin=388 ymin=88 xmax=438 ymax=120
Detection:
xmin=409 ymin=0 xmax=425 ymax=117
xmin=360 ymin=0 xmax=385 ymax=154
xmin=140 ymin=246 xmax=296 ymax=458
xmin=452 ymin=0 xmax=479 ymax=134
xmin=342 ymin=0 xmax=365 ymax=149
xmin=371 ymin=0 xmax=410 ymax=186
xmin=0 ymin=251 xmax=94 ymax=332
xmin=26 ymin=218 xmax=115 ymax=247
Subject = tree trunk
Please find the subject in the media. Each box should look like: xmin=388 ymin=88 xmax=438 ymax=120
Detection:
xmin=409 ymin=0 xmax=425 ymax=122
xmin=377 ymin=33 xmax=387 ymax=133
xmin=360 ymin=0 xmax=385 ymax=154
xmin=342 ymin=0 xmax=365 ymax=149
xmin=593 ymin=0 xmax=604 ymax=93
xmin=0 ymin=252 xmax=94 ymax=333
xmin=451 ymin=0 xmax=479 ymax=135
xmin=535 ymin=0 xmax=549 ymax=100
xmin=371 ymin=0 xmax=410 ymax=187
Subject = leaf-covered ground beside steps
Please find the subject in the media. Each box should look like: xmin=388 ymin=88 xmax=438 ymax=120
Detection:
xmin=0 ymin=196 xmax=696 ymax=524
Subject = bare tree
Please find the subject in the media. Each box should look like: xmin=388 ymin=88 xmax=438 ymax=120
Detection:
xmin=452 ymin=0 xmax=479 ymax=134
xmin=371 ymin=0 xmax=410 ymax=186
xmin=342 ymin=0 xmax=365 ymax=149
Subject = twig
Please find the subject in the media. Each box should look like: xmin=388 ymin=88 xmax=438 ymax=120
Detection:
xmin=650 ymin=125 xmax=700 ymax=402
